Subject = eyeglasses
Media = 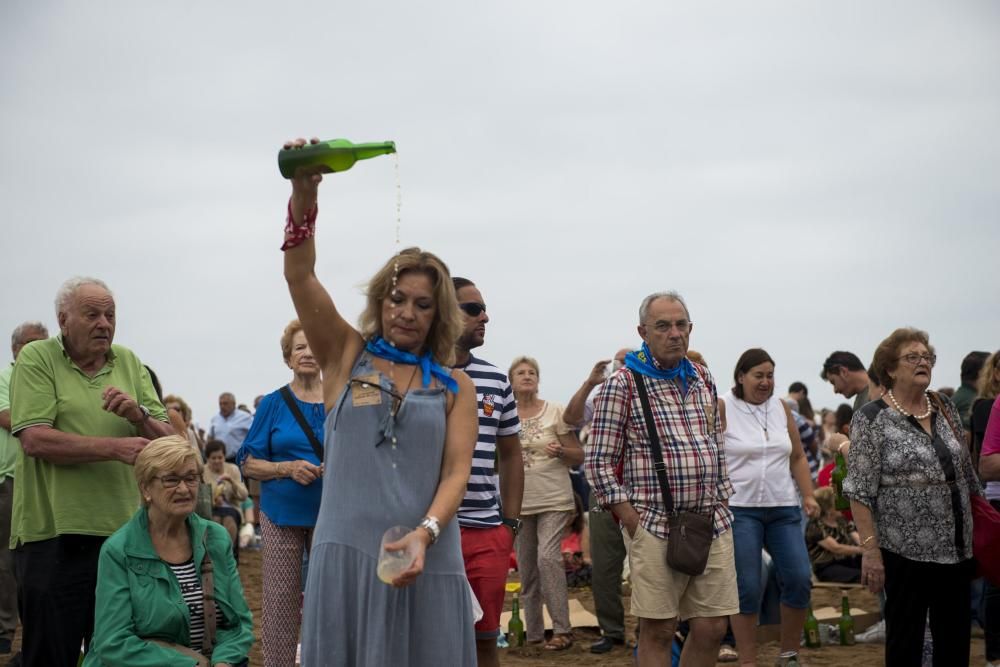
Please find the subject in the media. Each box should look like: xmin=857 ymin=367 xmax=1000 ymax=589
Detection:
xmin=644 ymin=319 xmax=692 ymax=334
xmin=458 ymin=302 xmax=486 ymax=317
xmin=897 ymin=353 xmax=937 ymax=367
xmin=155 ymin=474 xmax=201 ymax=488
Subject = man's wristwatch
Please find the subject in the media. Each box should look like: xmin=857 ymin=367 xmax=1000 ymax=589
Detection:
xmin=502 ymin=517 xmax=522 ymax=537
xmin=130 ymin=405 xmax=151 ymax=425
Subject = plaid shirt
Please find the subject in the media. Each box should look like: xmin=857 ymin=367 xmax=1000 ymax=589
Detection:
xmin=584 ymin=363 xmax=734 ymax=539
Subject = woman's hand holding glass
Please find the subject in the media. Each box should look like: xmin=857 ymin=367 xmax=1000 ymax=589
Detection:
xmin=380 ymin=527 xmax=430 ymax=588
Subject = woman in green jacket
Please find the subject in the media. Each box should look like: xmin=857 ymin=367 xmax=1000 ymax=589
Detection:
xmin=84 ymin=435 xmax=254 ymax=667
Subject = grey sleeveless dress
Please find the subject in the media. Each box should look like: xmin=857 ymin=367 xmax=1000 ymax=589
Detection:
xmin=301 ymin=352 xmax=475 ymax=666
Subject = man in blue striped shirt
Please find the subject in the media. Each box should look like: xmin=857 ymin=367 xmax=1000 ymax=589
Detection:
xmin=452 ymin=277 xmax=523 ymax=667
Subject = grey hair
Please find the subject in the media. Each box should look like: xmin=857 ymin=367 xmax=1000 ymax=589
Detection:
xmin=11 ymin=321 xmax=49 ymax=350
xmin=638 ymin=291 xmax=691 ymax=324
xmin=54 ymin=276 xmax=112 ymax=318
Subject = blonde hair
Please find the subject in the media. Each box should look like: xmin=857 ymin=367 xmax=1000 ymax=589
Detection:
xmin=358 ymin=247 xmax=462 ymax=366
xmin=978 ymin=351 xmax=1000 ymax=400
xmin=162 ymin=394 xmax=192 ymax=423
xmin=508 ymin=355 xmax=540 ymax=380
xmin=134 ymin=435 xmax=203 ymax=506
xmin=814 ymin=486 xmax=836 ymax=514
xmin=870 ymin=327 xmax=935 ymax=390
xmin=280 ymin=319 xmax=304 ymax=362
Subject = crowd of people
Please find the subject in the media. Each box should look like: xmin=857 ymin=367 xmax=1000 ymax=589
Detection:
xmin=0 ymin=138 xmax=998 ymax=667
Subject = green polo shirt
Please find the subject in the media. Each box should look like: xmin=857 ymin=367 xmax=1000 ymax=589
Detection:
xmin=0 ymin=364 xmax=16 ymax=483
xmin=9 ymin=336 xmax=166 ymax=547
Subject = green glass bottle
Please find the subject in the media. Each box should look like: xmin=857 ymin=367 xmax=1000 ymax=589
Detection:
xmin=278 ymin=138 xmax=396 ymax=178
xmin=803 ymin=604 xmax=822 ymax=648
xmin=838 ymin=595 xmax=855 ymax=646
xmin=507 ymin=594 xmax=525 ymax=647
xmin=832 ymin=451 xmax=850 ymax=511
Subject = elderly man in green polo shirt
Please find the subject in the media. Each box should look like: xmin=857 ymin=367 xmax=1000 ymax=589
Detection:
xmin=9 ymin=276 xmax=173 ymax=667
xmin=0 ymin=321 xmax=49 ymax=660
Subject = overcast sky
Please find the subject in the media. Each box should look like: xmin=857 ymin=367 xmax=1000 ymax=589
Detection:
xmin=2 ymin=1 xmax=998 ymax=427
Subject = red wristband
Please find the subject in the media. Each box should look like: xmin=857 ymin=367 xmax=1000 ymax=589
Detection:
xmin=281 ymin=197 xmax=318 ymax=251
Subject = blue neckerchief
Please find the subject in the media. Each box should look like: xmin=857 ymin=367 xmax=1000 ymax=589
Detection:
xmin=624 ymin=343 xmax=698 ymax=394
xmin=365 ymin=336 xmax=459 ymax=394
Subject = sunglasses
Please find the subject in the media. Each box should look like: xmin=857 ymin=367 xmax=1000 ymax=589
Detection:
xmin=459 ymin=302 xmax=486 ymax=317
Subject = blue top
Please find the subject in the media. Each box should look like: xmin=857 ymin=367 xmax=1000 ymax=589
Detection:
xmin=237 ymin=387 xmax=324 ymax=527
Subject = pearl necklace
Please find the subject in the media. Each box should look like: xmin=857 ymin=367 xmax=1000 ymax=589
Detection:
xmin=886 ymin=389 xmax=932 ymax=420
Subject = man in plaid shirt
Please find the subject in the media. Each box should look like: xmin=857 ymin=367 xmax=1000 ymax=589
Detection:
xmin=584 ymin=291 xmax=738 ymax=667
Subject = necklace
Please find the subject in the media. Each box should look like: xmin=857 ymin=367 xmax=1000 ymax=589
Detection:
xmin=886 ymin=389 xmax=932 ymax=420
xmin=738 ymin=397 xmax=770 ymax=441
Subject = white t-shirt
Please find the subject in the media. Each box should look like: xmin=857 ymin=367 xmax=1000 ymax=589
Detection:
xmin=721 ymin=391 xmax=799 ymax=507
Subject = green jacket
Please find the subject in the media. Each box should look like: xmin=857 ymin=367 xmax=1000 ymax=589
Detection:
xmin=83 ymin=508 xmax=254 ymax=667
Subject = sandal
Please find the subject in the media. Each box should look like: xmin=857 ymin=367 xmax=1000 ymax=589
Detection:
xmin=544 ymin=634 xmax=573 ymax=651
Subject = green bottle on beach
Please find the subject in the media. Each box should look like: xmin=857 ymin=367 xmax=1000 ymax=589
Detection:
xmin=832 ymin=451 xmax=850 ymax=511
xmin=507 ymin=594 xmax=525 ymax=647
xmin=803 ymin=605 xmax=822 ymax=648
xmin=838 ymin=595 xmax=855 ymax=646
xmin=277 ymin=138 xmax=396 ymax=178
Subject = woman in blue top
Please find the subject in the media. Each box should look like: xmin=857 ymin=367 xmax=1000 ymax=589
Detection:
xmin=237 ymin=319 xmax=324 ymax=667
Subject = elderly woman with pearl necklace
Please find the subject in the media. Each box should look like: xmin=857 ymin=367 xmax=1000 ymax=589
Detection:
xmin=843 ymin=327 xmax=981 ymax=667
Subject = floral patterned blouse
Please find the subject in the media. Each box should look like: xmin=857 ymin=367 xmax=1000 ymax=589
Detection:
xmin=843 ymin=394 xmax=981 ymax=564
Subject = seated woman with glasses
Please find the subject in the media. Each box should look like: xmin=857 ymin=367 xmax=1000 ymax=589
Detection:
xmin=84 ymin=435 xmax=253 ymax=667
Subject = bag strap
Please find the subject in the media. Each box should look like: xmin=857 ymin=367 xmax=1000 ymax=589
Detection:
xmin=630 ymin=369 xmax=674 ymax=514
xmin=279 ymin=385 xmax=324 ymax=463
xmin=931 ymin=392 xmax=962 ymax=443
xmin=200 ymin=528 xmax=217 ymax=655
xmin=927 ymin=392 xmax=967 ymax=554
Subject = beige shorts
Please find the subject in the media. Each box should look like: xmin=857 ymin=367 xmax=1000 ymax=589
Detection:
xmin=623 ymin=525 xmax=739 ymax=620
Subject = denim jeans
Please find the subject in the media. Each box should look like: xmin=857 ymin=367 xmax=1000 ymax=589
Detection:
xmin=731 ymin=506 xmax=812 ymax=614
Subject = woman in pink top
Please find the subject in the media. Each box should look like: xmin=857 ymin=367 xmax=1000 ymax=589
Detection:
xmin=976 ymin=391 xmax=1000 ymax=665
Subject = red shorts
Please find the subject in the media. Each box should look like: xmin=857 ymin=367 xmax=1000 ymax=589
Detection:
xmin=460 ymin=524 xmax=514 ymax=639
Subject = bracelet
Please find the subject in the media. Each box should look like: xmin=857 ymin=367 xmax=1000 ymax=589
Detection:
xmin=837 ymin=442 xmax=847 ymax=454
xmin=860 ymin=534 xmax=876 ymax=548
xmin=276 ymin=462 xmax=285 ymax=478
xmin=280 ymin=197 xmax=318 ymax=251
xmin=419 ymin=516 xmax=441 ymax=545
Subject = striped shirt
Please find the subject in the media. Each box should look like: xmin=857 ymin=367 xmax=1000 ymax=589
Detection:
xmin=584 ymin=364 xmax=734 ymax=539
xmin=168 ymin=559 xmax=207 ymax=652
xmin=455 ymin=355 xmax=520 ymax=528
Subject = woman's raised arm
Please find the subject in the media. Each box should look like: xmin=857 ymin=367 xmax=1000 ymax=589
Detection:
xmin=282 ymin=137 xmax=364 ymax=387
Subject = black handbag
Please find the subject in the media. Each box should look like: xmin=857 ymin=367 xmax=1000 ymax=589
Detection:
xmin=631 ymin=369 xmax=715 ymax=576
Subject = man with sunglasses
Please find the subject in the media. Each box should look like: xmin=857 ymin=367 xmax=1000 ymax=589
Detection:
xmin=452 ymin=277 xmax=524 ymax=667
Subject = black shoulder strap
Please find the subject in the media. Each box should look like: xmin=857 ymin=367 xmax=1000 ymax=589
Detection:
xmin=630 ymin=369 xmax=674 ymax=514
xmin=278 ymin=385 xmax=324 ymax=463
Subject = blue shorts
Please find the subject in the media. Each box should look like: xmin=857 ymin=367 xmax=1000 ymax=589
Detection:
xmin=731 ymin=506 xmax=812 ymax=614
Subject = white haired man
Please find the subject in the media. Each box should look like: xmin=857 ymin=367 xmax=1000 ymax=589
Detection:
xmin=9 ymin=277 xmax=172 ymax=666
xmin=585 ymin=291 xmax=738 ymax=667
xmin=0 ymin=321 xmax=48 ymax=660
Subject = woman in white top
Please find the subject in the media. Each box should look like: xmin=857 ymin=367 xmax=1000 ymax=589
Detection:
xmin=720 ymin=348 xmax=818 ymax=667
xmin=509 ymin=355 xmax=584 ymax=651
